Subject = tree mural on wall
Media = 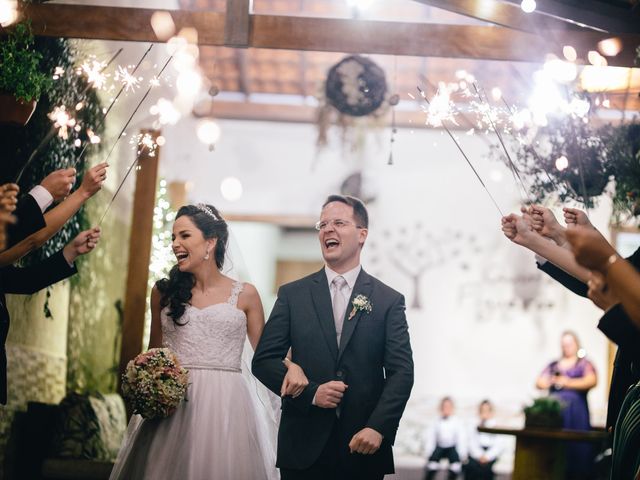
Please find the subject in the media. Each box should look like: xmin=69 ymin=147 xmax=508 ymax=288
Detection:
xmin=368 ymin=223 xmax=481 ymax=309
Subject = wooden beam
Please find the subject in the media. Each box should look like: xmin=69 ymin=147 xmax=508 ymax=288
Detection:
xmin=118 ymin=130 xmax=160 ymax=387
xmin=412 ymin=0 xmax=578 ymax=33
xmin=198 ymin=98 xmax=637 ymax=127
xmin=21 ymin=3 xmax=225 ymax=44
xmin=21 ymin=3 xmax=640 ymax=66
xmin=224 ymin=0 xmax=252 ymax=47
xmin=499 ymin=0 xmax=640 ymax=34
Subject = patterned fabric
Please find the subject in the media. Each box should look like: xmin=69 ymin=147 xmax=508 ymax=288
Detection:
xmin=160 ymin=281 xmax=246 ymax=370
xmin=612 ymin=382 xmax=640 ymax=479
xmin=51 ymin=392 xmax=126 ymax=461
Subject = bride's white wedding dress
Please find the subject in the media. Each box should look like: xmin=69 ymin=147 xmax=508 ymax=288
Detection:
xmin=110 ymin=281 xmax=278 ymax=479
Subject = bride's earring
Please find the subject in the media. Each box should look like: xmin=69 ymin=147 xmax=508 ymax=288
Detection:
xmin=204 ymin=250 xmax=210 ymax=260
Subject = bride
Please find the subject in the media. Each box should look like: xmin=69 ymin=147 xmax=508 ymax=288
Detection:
xmin=110 ymin=203 xmax=307 ymax=479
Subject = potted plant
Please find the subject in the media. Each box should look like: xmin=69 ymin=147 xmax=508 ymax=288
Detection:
xmin=0 ymin=21 xmax=51 ymax=125
xmin=524 ymin=397 xmax=564 ymax=429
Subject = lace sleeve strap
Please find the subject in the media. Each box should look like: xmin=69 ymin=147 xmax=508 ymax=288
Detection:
xmin=228 ymin=281 xmax=245 ymax=307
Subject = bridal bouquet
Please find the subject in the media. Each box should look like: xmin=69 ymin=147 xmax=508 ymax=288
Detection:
xmin=121 ymin=348 xmax=189 ymax=419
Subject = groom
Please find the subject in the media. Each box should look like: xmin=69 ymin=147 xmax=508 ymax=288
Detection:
xmin=252 ymin=195 xmax=414 ymax=479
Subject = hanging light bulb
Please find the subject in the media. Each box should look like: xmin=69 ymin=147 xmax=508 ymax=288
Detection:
xmin=555 ymin=155 xmax=569 ymax=171
xmin=521 ymin=0 xmax=536 ymax=13
xmin=196 ymin=119 xmax=221 ymax=146
xmin=0 ymin=0 xmax=18 ymax=27
xmin=220 ymin=177 xmax=243 ymax=202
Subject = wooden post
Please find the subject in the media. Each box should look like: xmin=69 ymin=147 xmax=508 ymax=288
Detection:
xmin=224 ymin=0 xmax=252 ymax=47
xmin=118 ymin=129 xmax=161 ymax=385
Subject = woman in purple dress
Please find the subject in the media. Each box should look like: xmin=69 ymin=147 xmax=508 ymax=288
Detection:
xmin=536 ymin=331 xmax=598 ymax=479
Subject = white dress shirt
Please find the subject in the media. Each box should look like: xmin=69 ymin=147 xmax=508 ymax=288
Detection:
xmin=468 ymin=418 xmax=504 ymax=462
xmin=29 ymin=185 xmax=54 ymax=212
xmin=311 ymin=264 xmax=361 ymax=406
xmin=424 ymin=415 xmax=466 ymax=458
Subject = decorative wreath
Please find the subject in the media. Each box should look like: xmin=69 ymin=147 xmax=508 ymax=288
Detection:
xmin=325 ymin=55 xmax=387 ymax=117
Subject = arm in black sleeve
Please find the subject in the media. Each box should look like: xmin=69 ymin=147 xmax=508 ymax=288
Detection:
xmin=538 ymin=260 xmax=588 ymax=297
xmin=251 ymin=286 xmax=319 ymax=414
xmin=366 ymin=294 xmax=414 ymax=444
xmin=6 ymin=195 xmax=45 ymax=248
xmin=1 ymin=250 xmax=76 ymax=295
xmin=598 ymin=304 xmax=640 ymax=350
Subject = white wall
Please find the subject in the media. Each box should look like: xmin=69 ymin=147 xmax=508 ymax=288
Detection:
xmin=158 ymin=116 xmax=611 ymax=463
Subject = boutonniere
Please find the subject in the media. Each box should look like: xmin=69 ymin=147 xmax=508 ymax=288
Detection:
xmin=348 ymin=294 xmax=372 ymax=320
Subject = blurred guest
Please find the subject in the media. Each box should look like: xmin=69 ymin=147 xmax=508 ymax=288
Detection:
xmin=502 ymin=207 xmax=640 ymax=433
xmin=0 ymin=227 xmax=101 ymax=405
xmin=7 ymin=168 xmax=76 ymax=248
xmin=465 ymin=400 xmax=503 ymax=480
xmin=0 ymin=163 xmax=107 ymax=266
xmin=0 ymin=184 xmax=19 ymax=251
xmin=425 ymin=397 xmax=465 ymax=480
xmin=536 ymin=331 xmax=597 ymax=479
xmin=566 ymin=226 xmax=640 ymax=328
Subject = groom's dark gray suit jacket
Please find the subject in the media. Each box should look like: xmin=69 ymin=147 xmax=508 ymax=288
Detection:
xmin=252 ymin=268 xmax=414 ymax=474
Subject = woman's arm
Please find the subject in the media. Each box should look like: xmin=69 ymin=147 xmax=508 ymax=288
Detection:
xmin=561 ymin=371 xmax=597 ymax=391
xmin=148 ymin=286 xmax=163 ymax=349
xmin=243 ymin=282 xmax=266 ymax=352
xmin=502 ymin=213 xmax=592 ymax=283
xmin=567 ymin=226 xmax=640 ymax=329
xmin=241 ymin=282 xmax=309 ymax=397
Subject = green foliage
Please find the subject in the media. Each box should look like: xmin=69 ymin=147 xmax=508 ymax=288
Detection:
xmin=499 ymin=115 xmax=640 ymax=215
xmin=524 ymin=396 xmax=563 ymax=417
xmin=0 ymin=21 xmax=51 ymax=102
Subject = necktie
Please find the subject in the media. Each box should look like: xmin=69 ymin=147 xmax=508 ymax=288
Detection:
xmin=332 ymin=275 xmax=348 ymax=346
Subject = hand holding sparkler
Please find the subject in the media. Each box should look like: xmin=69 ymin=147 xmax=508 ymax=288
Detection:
xmin=78 ymin=162 xmax=108 ymax=199
xmin=40 ymin=168 xmax=77 ymax=202
xmin=563 ymin=207 xmax=593 ymax=229
xmin=0 ymin=184 xmax=19 ymax=252
xmin=501 ymin=213 xmax=537 ymax=247
xmin=62 ymin=227 xmax=101 ymax=264
xmin=0 ymin=184 xmax=19 ymax=216
xmin=528 ymin=205 xmax=567 ymax=246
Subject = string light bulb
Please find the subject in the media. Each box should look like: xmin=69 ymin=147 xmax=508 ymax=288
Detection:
xmin=521 ymin=0 xmax=536 ymax=13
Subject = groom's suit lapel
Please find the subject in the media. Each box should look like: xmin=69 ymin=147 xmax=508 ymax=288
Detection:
xmin=338 ymin=269 xmax=373 ymax=364
xmin=310 ymin=269 xmax=339 ymax=362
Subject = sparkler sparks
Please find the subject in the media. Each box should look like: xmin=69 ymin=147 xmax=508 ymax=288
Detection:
xmin=48 ymin=106 xmax=76 ymax=139
xmin=116 ymin=65 xmax=143 ymax=92
xmin=80 ymin=59 xmax=109 ymax=90
xmin=130 ymin=132 xmax=159 ymax=157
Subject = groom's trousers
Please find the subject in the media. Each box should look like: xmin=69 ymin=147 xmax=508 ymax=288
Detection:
xmin=280 ymin=420 xmax=385 ymax=480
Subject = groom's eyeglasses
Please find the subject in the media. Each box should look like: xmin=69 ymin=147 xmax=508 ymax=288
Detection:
xmin=315 ymin=219 xmax=364 ymax=231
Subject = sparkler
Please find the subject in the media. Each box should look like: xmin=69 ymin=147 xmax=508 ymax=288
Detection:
xmin=416 ymin=86 xmax=504 ymax=217
xmin=97 ymin=56 xmax=173 ymax=227
xmin=70 ymin=44 xmax=155 ymax=170
xmin=472 ymin=83 xmax=533 ymax=205
xmin=14 ymin=48 xmax=123 ymax=183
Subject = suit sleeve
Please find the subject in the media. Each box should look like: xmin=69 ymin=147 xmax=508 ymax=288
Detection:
xmin=251 ymin=285 xmax=319 ymax=414
xmin=366 ymin=294 xmax=414 ymax=443
xmin=598 ymin=304 xmax=640 ymax=350
xmin=1 ymin=250 xmax=76 ymax=295
xmin=6 ymin=195 xmax=45 ymax=248
xmin=538 ymin=261 xmax=588 ymax=297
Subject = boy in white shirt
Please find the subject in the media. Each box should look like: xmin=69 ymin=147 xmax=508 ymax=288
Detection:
xmin=465 ymin=400 xmax=504 ymax=480
xmin=424 ymin=397 xmax=465 ymax=480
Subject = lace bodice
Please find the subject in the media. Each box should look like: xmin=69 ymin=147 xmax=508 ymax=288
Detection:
xmin=161 ymin=282 xmax=246 ymax=371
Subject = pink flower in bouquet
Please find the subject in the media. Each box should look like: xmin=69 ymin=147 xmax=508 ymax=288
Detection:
xmin=121 ymin=347 xmax=189 ymax=419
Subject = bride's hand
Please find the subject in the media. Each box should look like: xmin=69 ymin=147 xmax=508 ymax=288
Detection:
xmin=280 ymin=358 xmax=309 ymax=398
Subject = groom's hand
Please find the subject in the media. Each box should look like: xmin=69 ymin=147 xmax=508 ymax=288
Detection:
xmin=349 ymin=427 xmax=383 ymax=455
xmin=314 ymin=381 xmax=347 ymax=408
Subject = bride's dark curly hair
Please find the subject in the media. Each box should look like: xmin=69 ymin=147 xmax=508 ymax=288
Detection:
xmin=156 ymin=204 xmax=228 ymax=325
